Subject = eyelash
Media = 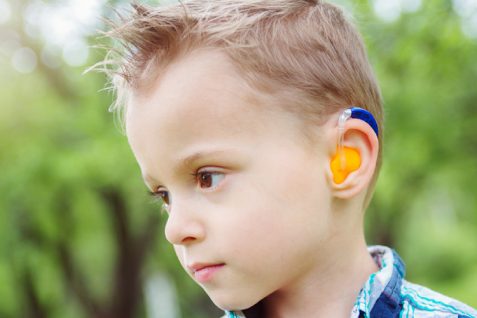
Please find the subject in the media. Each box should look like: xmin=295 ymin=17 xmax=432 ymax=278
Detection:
xmin=150 ymin=168 xmax=225 ymax=211
xmin=150 ymin=191 xmax=170 ymax=215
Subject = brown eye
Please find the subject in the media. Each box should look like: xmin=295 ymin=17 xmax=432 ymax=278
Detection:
xmin=198 ymin=172 xmax=212 ymax=188
xmin=197 ymin=171 xmax=224 ymax=189
xmin=156 ymin=190 xmax=170 ymax=205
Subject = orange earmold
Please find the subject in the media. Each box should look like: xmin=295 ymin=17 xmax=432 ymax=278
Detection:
xmin=330 ymin=147 xmax=361 ymax=184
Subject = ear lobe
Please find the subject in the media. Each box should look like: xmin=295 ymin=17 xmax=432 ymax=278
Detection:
xmin=328 ymin=119 xmax=379 ymax=199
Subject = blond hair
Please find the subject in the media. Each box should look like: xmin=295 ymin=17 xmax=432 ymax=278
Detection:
xmin=96 ymin=0 xmax=383 ymax=204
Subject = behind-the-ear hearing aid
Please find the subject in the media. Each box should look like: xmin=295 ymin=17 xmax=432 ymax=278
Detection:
xmin=330 ymin=107 xmax=379 ymax=184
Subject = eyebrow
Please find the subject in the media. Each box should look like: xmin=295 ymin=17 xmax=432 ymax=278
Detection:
xmin=143 ymin=149 xmax=237 ymax=188
xmin=180 ymin=149 xmax=230 ymax=168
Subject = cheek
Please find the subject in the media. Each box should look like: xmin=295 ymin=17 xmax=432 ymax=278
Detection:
xmin=222 ymin=161 xmax=331 ymax=254
xmin=254 ymin=162 xmax=328 ymax=220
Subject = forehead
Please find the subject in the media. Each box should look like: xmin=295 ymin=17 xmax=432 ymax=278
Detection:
xmin=125 ymin=49 xmax=313 ymax=185
xmin=128 ymin=49 xmax=270 ymax=136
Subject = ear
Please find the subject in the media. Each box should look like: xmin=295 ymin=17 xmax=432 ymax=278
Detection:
xmin=326 ymin=118 xmax=379 ymax=199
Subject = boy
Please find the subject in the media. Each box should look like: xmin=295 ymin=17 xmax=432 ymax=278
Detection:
xmin=97 ymin=0 xmax=477 ymax=317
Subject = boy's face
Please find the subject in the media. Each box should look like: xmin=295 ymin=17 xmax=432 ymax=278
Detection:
xmin=126 ymin=49 xmax=336 ymax=310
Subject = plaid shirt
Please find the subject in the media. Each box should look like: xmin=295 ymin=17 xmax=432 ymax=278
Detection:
xmin=225 ymin=245 xmax=477 ymax=318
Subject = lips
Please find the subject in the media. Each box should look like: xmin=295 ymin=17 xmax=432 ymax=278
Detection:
xmin=188 ymin=263 xmax=225 ymax=283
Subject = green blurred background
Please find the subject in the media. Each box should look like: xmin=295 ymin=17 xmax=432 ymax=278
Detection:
xmin=1 ymin=0 xmax=476 ymax=317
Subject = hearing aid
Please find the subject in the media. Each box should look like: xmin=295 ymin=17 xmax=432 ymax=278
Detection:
xmin=330 ymin=107 xmax=378 ymax=184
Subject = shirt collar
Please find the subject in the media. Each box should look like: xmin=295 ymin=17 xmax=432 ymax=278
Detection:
xmin=353 ymin=245 xmax=406 ymax=318
xmin=224 ymin=310 xmax=245 ymax=317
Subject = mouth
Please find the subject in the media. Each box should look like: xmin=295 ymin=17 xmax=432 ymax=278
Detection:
xmin=188 ymin=263 xmax=225 ymax=283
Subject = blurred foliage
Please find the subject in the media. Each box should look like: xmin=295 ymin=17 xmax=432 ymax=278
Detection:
xmin=0 ymin=0 xmax=476 ymax=317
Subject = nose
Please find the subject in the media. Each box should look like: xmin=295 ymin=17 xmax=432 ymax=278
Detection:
xmin=164 ymin=200 xmax=205 ymax=245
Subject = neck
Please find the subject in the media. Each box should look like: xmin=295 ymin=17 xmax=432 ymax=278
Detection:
xmin=254 ymin=228 xmax=378 ymax=318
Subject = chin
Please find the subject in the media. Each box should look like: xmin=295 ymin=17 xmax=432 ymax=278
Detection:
xmin=206 ymin=289 xmax=262 ymax=312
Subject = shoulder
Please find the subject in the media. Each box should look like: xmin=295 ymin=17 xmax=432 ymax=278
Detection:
xmin=400 ymin=280 xmax=477 ymax=317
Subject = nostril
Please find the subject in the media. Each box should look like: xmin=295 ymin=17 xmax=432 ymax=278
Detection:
xmin=182 ymin=236 xmax=196 ymax=244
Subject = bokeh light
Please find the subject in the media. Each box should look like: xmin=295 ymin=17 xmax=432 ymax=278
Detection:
xmin=372 ymin=0 xmax=423 ymax=23
xmin=0 ymin=0 xmax=12 ymax=24
xmin=20 ymin=0 xmax=106 ymax=68
xmin=62 ymin=39 xmax=90 ymax=67
xmin=11 ymin=47 xmax=37 ymax=73
xmin=453 ymin=0 xmax=477 ymax=38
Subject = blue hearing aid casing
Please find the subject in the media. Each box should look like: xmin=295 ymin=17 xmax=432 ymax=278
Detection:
xmin=349 ymin=107 xmax=379 ymax=136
